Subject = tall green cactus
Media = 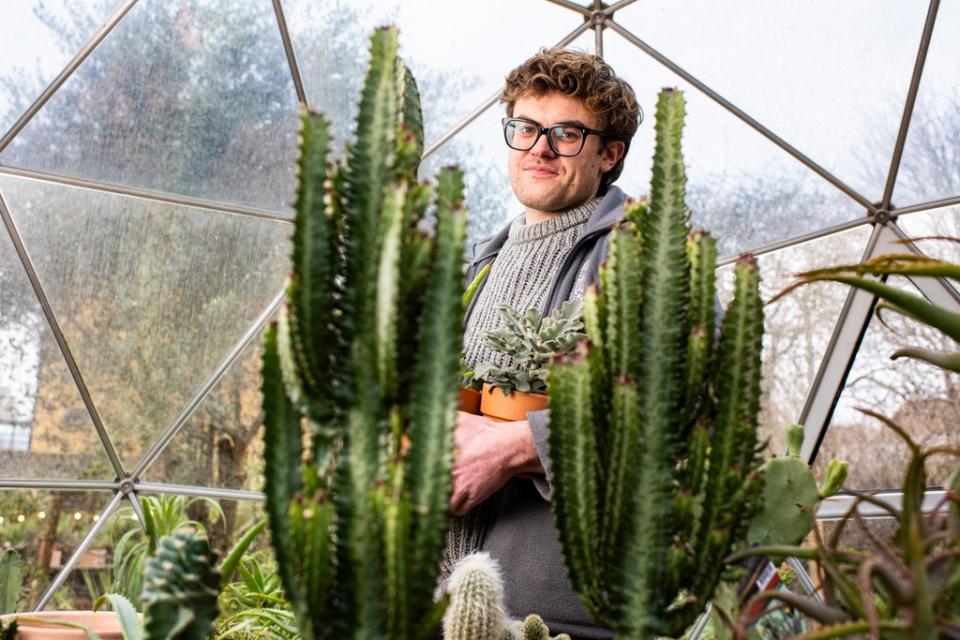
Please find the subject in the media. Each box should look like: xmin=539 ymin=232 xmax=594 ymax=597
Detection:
xmin=262 ymin=26 xmax=466 ymax=640
xmin=547 ymin=89 xmax=765 ymax=638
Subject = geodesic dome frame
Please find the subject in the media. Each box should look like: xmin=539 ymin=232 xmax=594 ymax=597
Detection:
xmin=0 ymin=0 xmax=957 ymax=613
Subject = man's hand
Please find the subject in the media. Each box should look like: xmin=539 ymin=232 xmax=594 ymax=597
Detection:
xmin=449 ymin=411 xmax=544 ymax=516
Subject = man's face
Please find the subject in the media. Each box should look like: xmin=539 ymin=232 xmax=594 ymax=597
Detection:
xmin=507 ymin=91 xmax=624 ymax=220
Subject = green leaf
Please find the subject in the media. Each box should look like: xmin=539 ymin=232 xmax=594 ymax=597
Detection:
xmin=95 ymin=593 xmax=143 ymax=640
xmin=219 ymin=518 xmax=267 ymax=589
xmin=796 ymin=274 xmax=960 ymax=343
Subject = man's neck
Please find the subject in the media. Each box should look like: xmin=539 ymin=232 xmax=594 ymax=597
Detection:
xmin=523 ymin=208 xmax=554 ymax=225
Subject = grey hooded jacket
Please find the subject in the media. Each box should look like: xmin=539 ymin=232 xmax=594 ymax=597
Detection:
xmin=462 ymin=186 xmax=629 ymax=639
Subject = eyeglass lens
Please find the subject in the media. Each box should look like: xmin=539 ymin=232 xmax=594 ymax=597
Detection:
xmin=504 ymin=119 xmax=586 ymax=156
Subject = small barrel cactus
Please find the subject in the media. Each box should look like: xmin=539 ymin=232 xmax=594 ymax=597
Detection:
xmin=748 ymin=424 xmax=849 ymax=547
xmin=443 ymin=553 xmax=570 ymax=640
xmin=141 ymin=529 xmax=220 ymax=640
xmin=443 ymin=552 xmax=511 ymax=640
xmin=512 ymin=614 xmax=571 ymax=640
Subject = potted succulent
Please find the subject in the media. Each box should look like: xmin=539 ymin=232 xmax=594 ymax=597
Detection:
xmin=473 ymin=299 xmax=585 ymax=422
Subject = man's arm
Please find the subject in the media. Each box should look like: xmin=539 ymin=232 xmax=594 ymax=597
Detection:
xmin=449 ymin=411 xmax=544 ymax=516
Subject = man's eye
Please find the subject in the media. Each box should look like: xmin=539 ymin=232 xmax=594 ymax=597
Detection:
xmin=517 ymin=125 xmax=537 ymax=136
xmin=554 ymin=128 xmax=581 ymax=142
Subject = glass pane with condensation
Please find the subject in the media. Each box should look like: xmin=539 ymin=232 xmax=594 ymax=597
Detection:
xmin=280 ymin=0 xmax=572 ymax=154
xmin=419 ymin=100 xmax=518 ymax=248
xmin=0 ymin=490 xmax=112 ymax=611
xmin=814 ymin=276 xmax=960 ymax=491
xmin=0 ymin=200 xmax=114 ymax=480
xmin=0 ymin=173 xmax=290 ymax=471
xmin=616 ymin=1 xmax=928 ymax=206
xmin=602 ymin=33 xmax=864 ymax=257
xmin=0 ymin=1 xmax=128 ymax=138
xmin=0 ymin=0 xmax=300 ymax=213
xmin=141 ymin=319 xmax=274 ymax=491
xmin=892 ymin=0 xmax=960 ymax=208
xmin=715 ymin=225 xmax=873 ymax=459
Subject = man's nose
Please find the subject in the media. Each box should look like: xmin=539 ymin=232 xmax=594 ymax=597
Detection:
xmin=530 ymin=132 xmax=556 ymax=157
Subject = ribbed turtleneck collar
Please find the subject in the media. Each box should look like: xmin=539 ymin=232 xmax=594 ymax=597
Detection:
xmin=507 ymin=197 xmax=601 ymax=244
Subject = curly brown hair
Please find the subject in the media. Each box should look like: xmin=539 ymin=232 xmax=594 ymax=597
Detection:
xmin=502 ymin=48 xmax=641 ymax=195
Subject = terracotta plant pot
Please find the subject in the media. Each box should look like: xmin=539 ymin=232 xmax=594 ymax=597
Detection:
xmin=458 ymin=387 xmax=482 ymax=414
xmin=480 ymin=382 xmax=549 ymax=422
xmin=0 ymin=611 xmax=132 ymax=639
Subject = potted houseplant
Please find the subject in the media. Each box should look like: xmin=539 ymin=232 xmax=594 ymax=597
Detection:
xmin=473 ymin=299 xmax=585 ymax=422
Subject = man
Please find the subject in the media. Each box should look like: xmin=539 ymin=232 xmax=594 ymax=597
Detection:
xmin=449 ymin=49 xmax=641 ymax=639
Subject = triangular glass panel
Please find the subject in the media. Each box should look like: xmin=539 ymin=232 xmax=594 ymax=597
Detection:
xmin=0 ymin=490 xmax=113 ymax=611
xmin=0 ymin=173 xmax=290 ymax=472
xmin=715 ymin=224 xmax=873 ymax=459
xmin=0 ymin=1 xmax=127 ymax=138
xmin=603 ymin=33 xmax=864 ymax=257
xmin=615 ymin=1 xmax=929 ymax=205
xmin=280 ymin=0 xmax=572 ymax=153
xmin=0 ymin=0 xmax=300 ymax=213
xmin=418 ymin=102 xmax=517 ymax=248
xmin=140 ymin=317 xmax=274 ymax=492
xmin=892 ymin=0 xmax=960 ymax=208
xmin=814 ymin=276 xmax=960 ymax=491
xmin=0 ymin=199 xmax=113 ymax=481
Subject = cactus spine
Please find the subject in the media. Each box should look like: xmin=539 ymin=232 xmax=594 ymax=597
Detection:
xmin=141 ymin=530 xmax=220 ymax=640
xmin=262 ymin=27 xmax=465 ymax=640
xmin=547 ymin=89 xmax=765 ymax=638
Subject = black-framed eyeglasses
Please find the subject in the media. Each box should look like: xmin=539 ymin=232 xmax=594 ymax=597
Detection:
xmin=502 ymin=117 xmax=609 ymax=157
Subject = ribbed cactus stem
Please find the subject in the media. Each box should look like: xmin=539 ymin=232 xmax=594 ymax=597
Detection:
xmin=548 ymin=89 xmax=766 ymax=638
xmin=262 ymin=26 xmax=464 ymax=640
xmin=141 ymin=530 xmax=220 ymax=640
xmin=442 ymin=553 xmax=511 ymax=640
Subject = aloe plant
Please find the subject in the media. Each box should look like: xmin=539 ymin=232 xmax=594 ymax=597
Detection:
xmin=773 ymin=244 xmax=960 ymax=373
xmin=546 ymin=89 xmax=766 ymax=638
xmin=262 ymin=27 xmax=465 ymax=640
xmin=473 ymin=299 xmax=585 ymax=395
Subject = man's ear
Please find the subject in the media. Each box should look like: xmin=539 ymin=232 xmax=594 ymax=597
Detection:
xmin=600 ymin=140 xmax=626 ymax=172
